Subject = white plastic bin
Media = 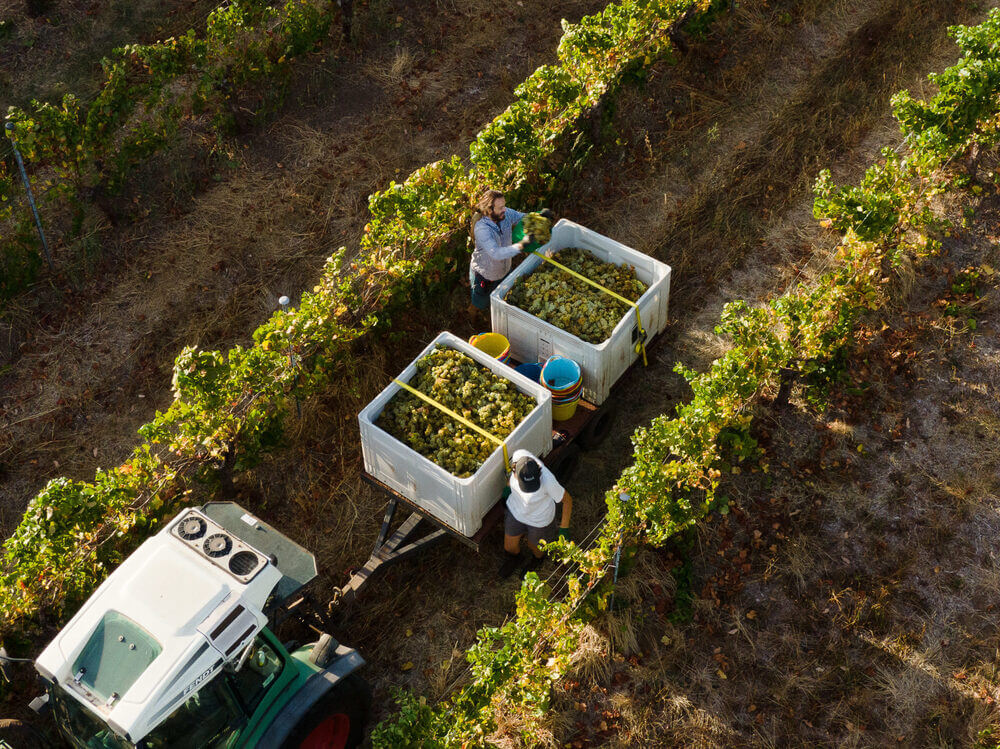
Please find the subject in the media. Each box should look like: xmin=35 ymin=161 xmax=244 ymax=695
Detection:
xmin=358 ymin=331 xmax=553 ymax=537
xmin=491 ymin=220 xmax=671 ymax=405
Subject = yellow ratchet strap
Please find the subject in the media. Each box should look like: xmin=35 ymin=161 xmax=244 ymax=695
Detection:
xmin=393 ymin=379 xmax=512 ymax=474
xmin=530 ymin=251 xmax=648 ymax=366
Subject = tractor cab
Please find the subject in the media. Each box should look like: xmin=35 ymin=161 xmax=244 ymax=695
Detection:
xmin=28 ymin=503 xmax=368 ymax=749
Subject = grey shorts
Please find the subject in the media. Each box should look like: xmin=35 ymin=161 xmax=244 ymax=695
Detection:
xmin=504 ymin=511 xmax=557 ymax=547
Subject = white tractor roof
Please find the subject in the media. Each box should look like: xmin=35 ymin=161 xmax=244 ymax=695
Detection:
xmin=35 ymin=506 xmax=288 ymax=744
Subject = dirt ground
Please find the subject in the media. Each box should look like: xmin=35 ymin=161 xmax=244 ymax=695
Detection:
xmin=1 ymin=0 xmax=999 ymax=745
xmin=288 ymin=0 xmax=996 ymax=732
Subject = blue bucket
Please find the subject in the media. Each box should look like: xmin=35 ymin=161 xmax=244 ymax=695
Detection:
xmin=542 ymin=357 xmax=582 ymax=393
xmin=514 ymin=362 xmax=543 ymax=383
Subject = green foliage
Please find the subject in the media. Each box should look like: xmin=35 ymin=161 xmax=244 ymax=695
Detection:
xmin=374 ymin=9 xmax=1000 ymax=744
xmin=941 ymin=264 xmax=991 ymax=329
xmin=813 ymin=151 xmax=912 ymax=241
xmin=369 ymin=690 xmax=447 ymax=748
xmin=0 ymin=0 xmax=337 ymax=300
xmin=0 ymin=0 xmax=708 ymax=647
xmin=893 ymin=9 xmax=1000 ymax=161
xmin=975 ymin=727 xmax=1000 ymax=749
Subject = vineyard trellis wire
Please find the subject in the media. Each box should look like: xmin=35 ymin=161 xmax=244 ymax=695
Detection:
xmin=0 ymin=0 xmax=995 ymax=743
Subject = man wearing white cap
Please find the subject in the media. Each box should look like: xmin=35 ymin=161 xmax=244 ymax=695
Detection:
xmin=499 ymin=449 xmax=573 ymax=579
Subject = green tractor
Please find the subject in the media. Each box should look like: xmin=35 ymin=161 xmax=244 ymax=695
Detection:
xmin=1 ymin=503 xmax=370 ymax=749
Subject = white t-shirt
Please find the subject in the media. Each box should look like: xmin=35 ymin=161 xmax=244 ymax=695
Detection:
xmin=506 ymin=449 xmax=564 ymax=528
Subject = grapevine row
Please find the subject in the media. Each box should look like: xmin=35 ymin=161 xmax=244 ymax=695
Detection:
xmin=0 ymin=0 xmax=338 ymax=299
xmin=0 ymin=1 xmax=721 ymax=639
xmin=370 ymin=9 xmax=1000 ymax=745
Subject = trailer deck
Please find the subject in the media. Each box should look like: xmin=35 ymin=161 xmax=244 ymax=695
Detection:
xmin=335 ymin=308 xmax=665 ymax=611
xmin=332 ymin=395 xmax=611 ymax=611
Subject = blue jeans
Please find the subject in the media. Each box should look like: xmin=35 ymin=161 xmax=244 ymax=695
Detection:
xmin=470 ymin=271 xmax=501 ymax=311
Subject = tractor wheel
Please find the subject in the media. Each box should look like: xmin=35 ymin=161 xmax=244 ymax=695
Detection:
xmin=0 ymin=718 xmax=49 ymax=748
xmin=549 ymin=444 xmax=581 ymax=484
xmin=283 ymin=673 xmax=371 ymax=749
xmin=577 ymin=405 xmax=616 ymax=450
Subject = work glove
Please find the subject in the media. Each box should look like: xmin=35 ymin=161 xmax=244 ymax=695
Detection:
xmin=558 ymin=527 xmax=571 ymax=541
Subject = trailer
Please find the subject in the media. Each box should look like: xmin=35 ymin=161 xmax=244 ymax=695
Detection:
xmin=337 ymin=222 xmax=670 ymax=609
xmin=0 ymin=223 xmax=669 ymax=747
xmin=339 ymin=395 xmax=610 ymax=603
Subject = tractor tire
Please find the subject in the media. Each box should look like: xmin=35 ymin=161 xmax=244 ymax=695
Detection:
xmin=0 ymin=718 xmax=49 ymax=748
xmin=577 ymin=405 xmax=616 ymax=450
xmin=282 ymin=673 xmax=371 ymax=749
xmin=549 ymin=444 xmax=581 ymax=484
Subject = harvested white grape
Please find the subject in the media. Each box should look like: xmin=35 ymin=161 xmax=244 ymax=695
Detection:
xmin=522 ymin=212 xmax=552 ymax=243
xmin=377 ymin=347 xmax=535 ymax=477
xmin=506 ymin=248 xmax=646 ymax=343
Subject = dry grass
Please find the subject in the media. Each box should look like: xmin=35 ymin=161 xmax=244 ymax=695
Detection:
xmin=581 ymin=0 xmax=982 ymax=320
xmin=543 ymin=169 xmax=1000 ymax=746
xmin=364 ymin=46 xmax=424 ymax=88
xmin=568 ymin=625 xmax=613 ymax=686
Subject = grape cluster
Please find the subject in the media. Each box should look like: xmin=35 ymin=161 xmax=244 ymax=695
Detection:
xmin=522 ymin=212 xmax=552 ymax=244
xmin=506 ymin=248 xmax=647 ymax=343
xmin=377 ymin=347 xmax=536 ymax=477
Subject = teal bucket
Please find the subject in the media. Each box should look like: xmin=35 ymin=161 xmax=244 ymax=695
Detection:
xmin=542 ymin=357 xmax=581 ymax=393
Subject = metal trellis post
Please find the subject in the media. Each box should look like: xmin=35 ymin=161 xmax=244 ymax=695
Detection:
xmin=608 ymin=491 xmax=629 ymax=613
xmin=278 ymin=295 xmax=302 ymax=418
xmin=5 ymin=121 xmax=54 ymax=272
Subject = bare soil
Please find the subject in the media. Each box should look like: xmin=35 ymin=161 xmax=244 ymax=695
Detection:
xmin=0 ymin=0 xmax=222 ymax=106
xmin=244 ymin=0 xmax=996 ymax=742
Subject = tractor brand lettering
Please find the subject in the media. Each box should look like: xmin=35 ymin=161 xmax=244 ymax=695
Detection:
xmin=182 ymin=666 xmax=216 ymax=696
